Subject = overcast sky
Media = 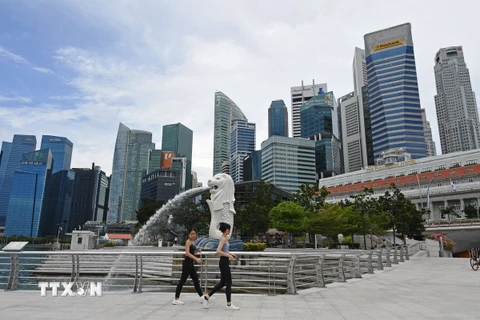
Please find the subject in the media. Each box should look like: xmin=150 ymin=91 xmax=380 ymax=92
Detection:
xmin=1 ymin=0 xmax=479 ymax=184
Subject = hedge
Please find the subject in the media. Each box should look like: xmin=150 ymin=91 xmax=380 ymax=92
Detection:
xmin=242 ymin=242 xmax=266 ymax=251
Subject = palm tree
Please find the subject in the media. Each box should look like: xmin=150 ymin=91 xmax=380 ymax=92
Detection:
xmin=441 ymin=206 xmax=461 ymax=221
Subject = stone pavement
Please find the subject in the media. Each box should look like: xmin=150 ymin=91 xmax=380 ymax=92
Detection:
xmin=0 ymin=253 xmax=478 ymax=320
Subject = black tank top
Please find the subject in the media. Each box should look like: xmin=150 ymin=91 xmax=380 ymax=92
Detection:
xmin=185 ymin=242 xmax=197 ymax=263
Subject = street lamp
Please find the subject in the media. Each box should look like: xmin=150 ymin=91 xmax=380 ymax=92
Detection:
xmin=56 ymin=226 xmax=62 ymax=249
xmin=417 ymin=174 xmax=436 ymax=224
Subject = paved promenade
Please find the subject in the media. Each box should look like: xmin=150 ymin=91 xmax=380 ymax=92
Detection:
xmin=0 ymin=253 xmax=478 ymax=320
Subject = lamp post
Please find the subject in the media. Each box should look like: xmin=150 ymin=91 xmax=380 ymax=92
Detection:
xmin=56 ymin=226 xmax=62 ymax=249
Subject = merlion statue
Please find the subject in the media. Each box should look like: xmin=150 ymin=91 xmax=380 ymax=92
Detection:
xmin=207 ymin=173 xmax=236 ymax=239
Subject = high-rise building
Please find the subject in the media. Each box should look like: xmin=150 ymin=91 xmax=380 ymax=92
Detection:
xmin=434 ymin=46 xmax=480 ymax=154
xmin=230 ymin=120 xmax=256 ymax=183
xmin=243 ymin=150 xmax=262 ymax=182
xmin=291 ymin=81 xmax=327 ymax=138
xmin=301 ymin=91 xmax=342 ymax=179
xmin=213 ymin=91 xmax=247 ymax=175
xmin=191 ymin=171 xmax=199 ymax=188
xmin=40 ymin=135 xmax=73 ymax=174
xmin=268 ymin=100 xmax=288 ymax=137
xmin=339 ymin=92 xmax=363 ymax=173
xmin=162 ymin=123 xmax=193 ymax=190
xmin=362 ymin=86 xmax=375 ymax=166
xmin=421 ymin=109 xmax=437 ymax=157
xmin=364 ymin=23 xmax=426 ymax=160
xmin=0 ymin=141 xmax=12 ymax=191
xmin=108 ymin=123 xmax=152 ymax=222
xmin=172 ymin=157 xmax=187 ymax=191
xmin=148 ymin=149 xmax=163 ymax=174
xmin=94 ymin=168 xmax=110 ymax=223
xmin=0 ymin=135 xmax=36 ymax=226
xmin=43 ymin=169 xmax=75 ymax=236
xmin=261 ymin=136 xmax=316 ymax=193
xmin=4 ymin=149 xmax=53 ymax=237
xmin=141 ymin=168 xmax=181 ymax=203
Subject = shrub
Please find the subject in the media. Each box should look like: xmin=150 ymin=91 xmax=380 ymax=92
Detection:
xmin=242 ymin=242 xmax=266 ymax=251
xmin=427 ymin=233 xmax=455 ymax=252
xmin=103 ymin=242 xmax=116 ymax=248
xmin=351 ymin=243 xmax=361 ymax=249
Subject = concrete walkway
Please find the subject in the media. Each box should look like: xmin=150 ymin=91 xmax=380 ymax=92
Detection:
xmin=0 ymin=253 xmax=478 ymax=320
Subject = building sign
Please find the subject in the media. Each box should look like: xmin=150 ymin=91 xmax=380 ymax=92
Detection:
xmin=374 ymin=39 xmax=403 ymax=51
xmin=365 ymin=159 xmax=416 ymax=172
xmin=161 ymin=151 xmax=175 ymax=169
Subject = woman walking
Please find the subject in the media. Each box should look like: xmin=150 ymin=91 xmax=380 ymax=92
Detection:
xmin=202 ymin=222 xmax=240 ymax=310
xmin=172 ymin=229 xmax=205 ymax=305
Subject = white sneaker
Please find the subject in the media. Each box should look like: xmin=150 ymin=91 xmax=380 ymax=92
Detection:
xmin=226 ymin=304 xmax=240 ymax=310
xmin=172 ymin=299 xmax=185 ymax=305
xmin=202 ymin=296 xmax=209 ymax=309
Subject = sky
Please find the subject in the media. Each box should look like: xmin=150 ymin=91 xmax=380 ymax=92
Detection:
xmin=1 ymin=0 xmax=479 ymax=185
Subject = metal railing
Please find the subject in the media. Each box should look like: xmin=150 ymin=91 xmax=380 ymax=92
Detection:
xmin=0 ymin=246 xmax=410 ymax=295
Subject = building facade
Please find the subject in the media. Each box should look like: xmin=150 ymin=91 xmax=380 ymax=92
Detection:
xmin=268 ymin=100 xmax=288 ymax=137
xmin=434 ymin=46 xmax=480 ymax=154
xmin=108 ymin=123 xmax=152 ymax=222
xmin=0 ymin=135 xmax=37 ymax=227
xmin=321 ymin=149 xmax=480 ymax=221
xmin=161 ymin=123 xmax=193 ymax=189
xmin=301 ymin=91 xmax=342 ymax=179
xmin=353 ymin=47 xmax=370 ymax=168
xmin=291 ymin=81 xmax=328 ymax=138
xmin=40 ymin=135 xmax=73 ymax=174
xmin=364 ymin=23 xmax=427 ymax=160
xmin=141 ymin=168 xmax=181 ymax=203
xmin=243 ymin=150 xmax=262 ymax=182
xmin=148 ymin=149 xmax=163 ymax=174
xmin=338 ymin=92 xmax=363 ymax=173
xmin=213 ymin=91 xmax=247 ymax=175
xmin=0 ymin=141 xmax=12 ymax=192
xmin=4 ymin=149 xmax=53 ymax=237
xmin=230 ymin=120 xmax=256 ymax=183
xmin=421 ymin=109 xmax=437 ymax=157
xmin=261 ymin=136 xmax=316 ymax=193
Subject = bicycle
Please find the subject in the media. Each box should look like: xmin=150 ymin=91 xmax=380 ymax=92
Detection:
xmin=470 ymin=248 xmax=479 ymax=271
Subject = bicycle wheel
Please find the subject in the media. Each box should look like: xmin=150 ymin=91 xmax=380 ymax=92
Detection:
xmin=470 ymin=258 xmax=479 ymax=271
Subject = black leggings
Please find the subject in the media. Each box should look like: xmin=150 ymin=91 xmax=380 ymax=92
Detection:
xmin=175 ymin=259 xmax=203 ymax=298
xmin=208 ymin=256 xmax=232 ymax=302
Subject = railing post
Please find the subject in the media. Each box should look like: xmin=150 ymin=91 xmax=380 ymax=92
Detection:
xmin=393 ymin=246 xmax=399 ymax=264
xmin=354 ymin=254 xmax=362 ymax=278
xmin=405 ymin=244 xmax=410 ymax=260
xmin=338 ymin=254 xmax=346 ymax=282
xmin=138 ymin=255 xmax=143 ymax=293
xmin=316 ymin=254 xmax=325 ymax=287
xmin=399 ymin=246 xmax=405 ymax=262
xmin=286 ymin=255 xmax=297 ymax=294
xmin=376 ymin=250 xmax=384 ymax=270
xmin=385 ymin=248 xmax=392 ymax=267
xmin=133 ymin=255 xmax=139 ymax=293
xmin=70 ymin=255 xmax=76 ymax=283
xmin=6 ymin=254 xmax=19 ymax=291
xmin=367 ymin=251 xmax=374 ymax=274
xmin=75 ymin=255 xmax=80 ymax=283
xmin=204 ymin=253 xmax=208 ymax=293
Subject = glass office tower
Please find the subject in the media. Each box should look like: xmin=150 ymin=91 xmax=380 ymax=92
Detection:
xmin=40 ymin=135 xmax=73 ymax=174
xmin=4 ymin=149 xmax=53 ymax=237
xmin=268 ymin=100 xmax=288 ymax=137
xmin=162 ymin=123 xmax=193 ymax=189
xmin=0 ymin=135 xmax=36 ymax=226
xmin=230 ymin=120 xmax=256 ymax=183
xmin=364 ymin=23 xmax=426 ymax=160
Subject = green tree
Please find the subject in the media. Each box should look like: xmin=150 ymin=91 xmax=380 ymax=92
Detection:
xmin=291 ymin=183 xmax=329 ymax=212
xmin=462 ymin=204 xmax=479 ymax=219
xmin=235 ymin=181 xmax=280 ymax=238
xmin=136 ymin=198 xmax=164 ymax=225
xmin=303 ymin=203 xmax=344 ymax=238
xmin=269 ymin=201 xmax=306 ymax=236
xmin=170 ymin=194 xmax=210 ymax=235
xmin=441 ymin=205 xmax=461 ymax=221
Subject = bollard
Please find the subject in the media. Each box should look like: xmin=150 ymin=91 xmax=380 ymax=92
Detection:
xmin=316 ymin=254 xmax=325 ymax=287
xmin=399 ymin=246 xmax=405 ymax=262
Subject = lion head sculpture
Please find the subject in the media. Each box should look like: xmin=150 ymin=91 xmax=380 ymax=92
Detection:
xmin=207 ymin=173 xmax=235 ymax=211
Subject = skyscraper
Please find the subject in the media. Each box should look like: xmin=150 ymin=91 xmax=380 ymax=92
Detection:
xmin=148 ymin=149 xmax=163 ymax=174
xmin=338 ymin=92 xmax=363 ymax=172
xmin=40 ymin=135 xmax=73 ymax=174
xmin=4 ymin=149 xmax=53 ymax=237
xmin=230 ymin=120 xmax=256 ymax=183
xmin=213 ymin=91 xmax=247 ymax=175
xmin=434 ymin=46 xmax=480 ymax=154
xmin=268 ymin=100 xmax=288 ymax=137
xmin=421 ymin=109 xmax=437 ymax=157
xmin=243 ymin=150 xmax=262 ymax=182
xmin=261 ymin=136 xmax=316 ymax=193
xmin=162 ymin=123 xmax=193 ymax=189
xmin=0 ymin=141 xmax=12 ymax=191
xmin=291 ymin=81 xmax=327 ymax=138
xmin=108 ymin=123 xmax=152 ymax=222
xmin=364 ymin=23 xmax=426 ymax=160
xmin=301 ymin=91 xmax=342 ymax=179
xmin=0 ymin=135 xmax=36 ymax=226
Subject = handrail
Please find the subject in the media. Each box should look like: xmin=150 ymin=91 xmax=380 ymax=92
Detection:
xmin=0 ymin=247 xmax=408 ymax=295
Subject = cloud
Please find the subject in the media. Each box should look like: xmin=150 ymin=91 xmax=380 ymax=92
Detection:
xmin=0 ymin=95 xmax=31 ymax=103
xmin=0 ymin=45 xmax=54 ymax=74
